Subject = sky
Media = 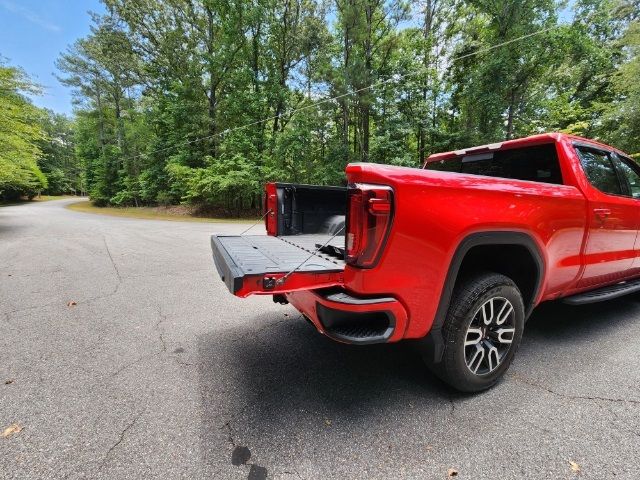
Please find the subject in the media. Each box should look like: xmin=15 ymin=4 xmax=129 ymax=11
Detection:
xmin=0 ymin=0 xmax=575 ymax=117
xmin=0 ymin=0 xmax=104 ymax=115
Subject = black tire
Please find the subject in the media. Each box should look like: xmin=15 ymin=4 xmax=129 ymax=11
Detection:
xmin=429 ymin=271 xmax=525 ymax=392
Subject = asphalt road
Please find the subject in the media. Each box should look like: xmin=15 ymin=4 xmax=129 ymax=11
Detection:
xmin=1 ymin=199 xmax=639 ymax=480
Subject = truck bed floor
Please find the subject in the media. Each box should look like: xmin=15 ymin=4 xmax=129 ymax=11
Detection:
xmin=213 ymin=234 xmax=344 ymax=278
xmin=279 ymin=234 xmax=345 ymax=264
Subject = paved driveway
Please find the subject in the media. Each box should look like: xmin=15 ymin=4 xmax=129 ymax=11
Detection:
xmin=1 ymin=199 xmax=639 ymax=479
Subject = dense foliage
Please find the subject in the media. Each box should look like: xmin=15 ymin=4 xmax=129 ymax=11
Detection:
xmin=0 ymin=64 xmax=48 ymax=200
xmin=41 ymin=1 xmax=640 ymax=210
xmin=0 ymin=61 xmax=83 ymax=201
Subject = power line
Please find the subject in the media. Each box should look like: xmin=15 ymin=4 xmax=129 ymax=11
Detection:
xmin=123 ymin=25 xmax=559 ymax=163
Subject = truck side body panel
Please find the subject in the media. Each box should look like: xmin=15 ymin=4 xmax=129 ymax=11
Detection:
xmin=558 ymin=139 xmax=640 ymax=290
xmin=342 ymin=162 xmax=588 ymax=339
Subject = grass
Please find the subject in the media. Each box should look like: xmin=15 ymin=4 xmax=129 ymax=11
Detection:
xmin=66 ymin=200 xmax=257 ymax=223
xmin=32 ymin=195 xmax=76 ymax=202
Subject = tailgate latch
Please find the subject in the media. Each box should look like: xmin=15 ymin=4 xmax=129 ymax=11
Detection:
xmin=263 ymin=276 xmax=277 ymax=290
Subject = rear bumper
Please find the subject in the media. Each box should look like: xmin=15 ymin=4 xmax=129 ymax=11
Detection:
xmin=286 ymin=288 xmax=408 ymax=344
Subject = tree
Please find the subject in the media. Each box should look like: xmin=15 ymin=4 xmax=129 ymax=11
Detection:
xmin=602 ymin=7 xmax=640 ymax=153
xmin=36 ymin=111 xmax=82 ymax=194
xmin=0 ymin=62 xmax=48 ymax=200
xmin=55 ymin=0 xmax=640 ymax=213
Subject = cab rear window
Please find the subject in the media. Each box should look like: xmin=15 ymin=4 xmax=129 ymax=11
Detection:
xmin=425 ymin=143 xmax=563 ymax=185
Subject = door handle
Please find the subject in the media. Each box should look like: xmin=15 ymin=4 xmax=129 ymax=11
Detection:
xmin=593 ymin=208 xmax=611 ymax=222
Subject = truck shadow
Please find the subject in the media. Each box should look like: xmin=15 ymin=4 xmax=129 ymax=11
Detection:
xmin=196 ymin=316 xmax=453 ymax=473
xmin=523 ymin=294 xmax=640 ymax=344
xmin=196 ymin=295 xmax=640 ymax=474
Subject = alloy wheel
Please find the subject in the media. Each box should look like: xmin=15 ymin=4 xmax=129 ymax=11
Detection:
xmin=464 ymin=296 xmax=516 ymax=375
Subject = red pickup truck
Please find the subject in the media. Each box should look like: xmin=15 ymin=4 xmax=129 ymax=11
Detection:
xmin=211 ymin=133 xmax=640 ymax=392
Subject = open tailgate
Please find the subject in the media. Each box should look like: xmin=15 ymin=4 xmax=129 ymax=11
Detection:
xmin=211 ymin=235 xmax=345 ymax=297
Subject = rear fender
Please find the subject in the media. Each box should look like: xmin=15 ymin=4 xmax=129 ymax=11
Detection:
xmin=419 ymin=231 xmax=545 ymax=363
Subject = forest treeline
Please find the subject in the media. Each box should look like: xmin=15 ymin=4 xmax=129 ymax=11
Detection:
xmin=2 ymin=0 xmax=640 ymax=212
xmin=0 ymin=64 xmax=79 ymax=200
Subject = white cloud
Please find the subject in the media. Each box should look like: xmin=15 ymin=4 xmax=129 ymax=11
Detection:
xmin=0 ymin=0 xmax=61 ymax=33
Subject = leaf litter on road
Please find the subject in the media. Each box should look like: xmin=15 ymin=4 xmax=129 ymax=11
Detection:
xmin=2 ymin=424 xmax=23 ymax=438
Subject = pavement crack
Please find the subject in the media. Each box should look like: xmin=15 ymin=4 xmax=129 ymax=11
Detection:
xmin=109 ymin=306 xmax=170 ymax=377
xmin=99 ymin=411 xmax=143 ymax=469
xmin=110 ymin=353 xmax=153 ymax=377
xmin=81 ymin=280 xmax=122 ymax=307
xmin=57 ymin=237 xmax=125 ymax=307
xmin=448 ymin=395 xmax=456 ymax=416
xmin=281 ymin=469 xmax=304 ymax=479
xmin=154 ymin=305 xmax=168 ymax=353
xmin=153 ymin=306 xmax=203 ymax=368
xmin=103 ymin=236 xmax=122 ymax=283
xmin=173 ymin=357 xmax=199 ymax=367
xmin=223 ymin=420 xmax=237 ymax=448
xmin=220 ymin=398 xmax=257 ymax=449
xmin=511 ymin=373 xmax=640 ymax=405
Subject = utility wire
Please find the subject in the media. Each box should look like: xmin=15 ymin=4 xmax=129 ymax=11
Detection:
xmin=239 ymin=209 xmax=272 ymax=235
xmin=123 ymin=25 xmax=559 ymax=163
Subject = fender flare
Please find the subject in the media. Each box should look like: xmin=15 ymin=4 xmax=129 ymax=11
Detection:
xmin=419 ymin=231 xmax=545 ymax=364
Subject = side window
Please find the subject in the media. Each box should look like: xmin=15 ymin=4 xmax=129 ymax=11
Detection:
xmin=493 ymin=144 xmax=563 ymax=184
xmin=613 ymin=154 xmax=640 ymax=199
xmin=425 ymin=143 xmax=563 ymax=185
xmin=425 ymin=158 xmax=462 ymax=173
xmin=576 ymin=147 xmax=622 ymax=196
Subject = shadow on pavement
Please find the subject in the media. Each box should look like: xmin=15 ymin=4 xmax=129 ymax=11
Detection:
xmin=196 ymin=316 xmax=453 ymax=473
xmin=0 ymin=220 xmax=24 ymax=235
xmin=196 ymin=295 xmax=640 ymax=475
xmin=524 ymin=294 xmax=640 ymax=343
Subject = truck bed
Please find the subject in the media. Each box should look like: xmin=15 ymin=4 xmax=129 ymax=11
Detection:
xmin=211 ymin=234 xmax=345 ymax=295
xmin=280 ymin=234 xmax=345 ymax=261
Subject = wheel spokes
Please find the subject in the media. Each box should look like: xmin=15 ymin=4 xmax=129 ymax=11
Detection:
xmin=465 ymin=296 xmax=516 ymax=376
xmin=487 ymin=345 xmax=500 ymax=372
xmin=481 ymin=298 xmax=494 ymax=325
xmin=496 ymin=301 xmax=513 ymax=326
xmin=494 ymin=327 xmax=515 ymax=344
xmin=468 ymin=344 xmax=485 ymax=374
xmin=465 ymin=327 xmax=483 ymax=346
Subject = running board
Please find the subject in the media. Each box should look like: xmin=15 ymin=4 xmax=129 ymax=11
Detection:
xmin=563 ymin=278 xmax=640 ymax=305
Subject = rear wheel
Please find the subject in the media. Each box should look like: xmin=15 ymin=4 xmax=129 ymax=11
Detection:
xmin=430 ymin=272 xmax=525 ymax=392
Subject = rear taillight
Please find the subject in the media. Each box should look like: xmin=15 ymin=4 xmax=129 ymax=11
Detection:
xmin=264 ymin=182 xmax=278 ymax=235
xmin=345 ymin=184 xmax=394 ymax=268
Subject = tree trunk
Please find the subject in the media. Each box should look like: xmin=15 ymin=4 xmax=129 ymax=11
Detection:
xmin=506 ymin=89 xmax=516 ymax=140
xmin=114 ymin=93 xmax=125 ymax=154
xmin=95 ymin=87 xmax=106 ymax=155
xmin=206 ymin=4 xmax=218 ymax=158
xmin=208 ymin=78 xmax=218 ymax=157
xmin=361 ymin=108 xmax=369 ymax=161
xmin=421 ymin=0 xmax=439 ymax=163
xmin=361 ymin=2 xmax=373 ymax=162
xmin=342 ymin=25 xmax=350 ymax=161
